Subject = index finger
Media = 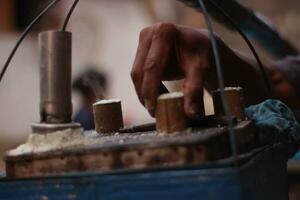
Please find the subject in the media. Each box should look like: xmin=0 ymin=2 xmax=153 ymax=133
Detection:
xmin=131 ymin=26 xmax=153 ymax=105
xmin=142 ymin=23 xmax=177 ymax=115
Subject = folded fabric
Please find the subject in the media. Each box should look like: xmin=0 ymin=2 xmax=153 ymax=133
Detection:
xmin=245 ymin=99 xmax=300 ymax=157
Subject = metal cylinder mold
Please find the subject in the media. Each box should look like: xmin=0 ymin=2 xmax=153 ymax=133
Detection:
xmin=39 ymin=31 xmax=72 ymax=124
xmin=212 ymin=87 xmax=246 ymax=120
xmin=155 ymin=92 xmax=189 ymax=133
xmin=93 ymin=99 xmax=124 ymax=133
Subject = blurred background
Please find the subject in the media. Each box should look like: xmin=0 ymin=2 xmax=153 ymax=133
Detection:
xmin=0 ymin=0 xmax=299 ymax=170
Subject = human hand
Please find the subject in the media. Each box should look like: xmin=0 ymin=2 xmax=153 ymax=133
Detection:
xmin=131 ymin=22 xmax=217 ymax=118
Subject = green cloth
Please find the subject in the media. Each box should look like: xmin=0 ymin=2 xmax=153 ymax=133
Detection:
xmin=245 ymin=99 xmax=300 ymax=157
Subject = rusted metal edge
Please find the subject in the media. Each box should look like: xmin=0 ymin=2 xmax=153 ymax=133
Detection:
xmin=1 ymin=147 xmax=267 ymax=181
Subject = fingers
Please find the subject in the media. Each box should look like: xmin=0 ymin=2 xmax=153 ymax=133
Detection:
xmin=141 ymin=23 xmax=177 ymax=116
xmin=132 ymin=23 xmax=213 ymax=119
xmin=131 ymin=26 xmax=153 ymax=105
xmin=183 ymin=60 xmax=206 ymax=118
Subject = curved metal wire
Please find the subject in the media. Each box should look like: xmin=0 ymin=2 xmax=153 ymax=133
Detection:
xmin=207 ymin=0 xmax=273 ymax=97
xmin=0 ymin=0 xmax=61 ymax=83
xmin=62 ymin=0 xmax=80 ymax=31
xmin=197 ymin=0 xmax=238 ymax=164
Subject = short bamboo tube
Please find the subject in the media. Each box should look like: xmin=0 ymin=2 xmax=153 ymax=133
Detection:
xmin=212 ymin=87 xmax=246 ymax=120
xmin=93 ymin=99 xmax=124 ymax=133
xmin=155 ymin=92 xmax=189 ymax=133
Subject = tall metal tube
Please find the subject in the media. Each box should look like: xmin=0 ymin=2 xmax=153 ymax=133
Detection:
xmin=39 ymin=31 xmax=72 ymax=123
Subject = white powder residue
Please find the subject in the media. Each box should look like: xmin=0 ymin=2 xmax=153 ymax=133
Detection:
xmin=93 ymin=99 xmax=121 ymax=106
xmin=8 ymin=128 xmax=86 ymax=156
xmin=7 ymin=128 xmax=123 ymax=156
xmin=213 ymin=87 xmax=242 ymax=93
xmin=158 ymin=92 xmax=184 ymax=100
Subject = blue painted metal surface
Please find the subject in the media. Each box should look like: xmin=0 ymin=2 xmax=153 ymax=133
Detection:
xmin=0 ymin=147 xmax=288 ymax=200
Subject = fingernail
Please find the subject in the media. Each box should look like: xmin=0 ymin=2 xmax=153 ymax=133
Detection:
xmin=188 ymin=104 xmax=199 ymax=119
xmin=189 ymin=107 xmax=197 ymax=116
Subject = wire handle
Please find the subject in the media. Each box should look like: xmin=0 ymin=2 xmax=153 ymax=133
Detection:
xmin=62 ymin=0 xmax=80 ymax=31
xmin=0 ymin=0 xmax=62 ymax=83
xmin=0 ymin=0 xmax=80 ymax=84
xmin=197 ymin=0 xmax=239 ymax=164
